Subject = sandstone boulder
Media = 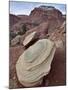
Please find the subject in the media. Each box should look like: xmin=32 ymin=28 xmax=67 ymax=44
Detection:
xmin=23 ymin=31 xmax=36 ymax=46
xmin=11 ymin=35 xmax=21 ymax=46
xmin=20 ymin=22 xmax=49 ymax=45
xmin=16 ymin=39 xmax=56 ymax=87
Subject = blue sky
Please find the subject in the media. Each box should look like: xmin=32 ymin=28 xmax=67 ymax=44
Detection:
xmin=10 ymin=1 xmax=66 ymax=15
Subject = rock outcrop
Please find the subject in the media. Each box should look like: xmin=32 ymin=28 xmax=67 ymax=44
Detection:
xmin=48 ymin=21 xmax=66 ymax=49
xmin=30 ymin=6 xmax=64 ymax=32
xmin=9 ymin=14 xmax=21 ymax=29
xmin=23 ymin=32 xmax=36 ymax=46
xmin=30 ymin=6 xmax=63 ymax=21
xmin=16 ymin=39 xmax=56 ymax=87
xmin=20 ymin=22 xmax=49 ymax=45
xmin=10 ymin=6 xmax=64 ymax=33
xmin=11 ymin=35 xmax=21 ymax=46
xmin=9 ymin=5 xmax=66 ymax=88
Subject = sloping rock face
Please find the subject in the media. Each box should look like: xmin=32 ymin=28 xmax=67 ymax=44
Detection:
xmin=30 ymin=7 xmax=62 ymax=22
xmin=17 ymin=15 xmax=31 ymax=23
xmin=30 ymin=6 xmax=64 ymax=32
xmin=20 ymin=22 xmax=49 ymax=45
xmin=10 ymin=21 xmax=37 ymax=33
xmin=10 ymin=6 xmax=64 ymax=33
xmin=48 ymin=21 xmax=66 ymax=49
xmin=11 ymin=35 xmax=21 ymax=46
xmin=9 ymin=14 xmax=21 ymax=29
xmin=10 ymin=15 xmax=37 ymax=32
xmin=10 ymin=14 xmax=39 ymax=33
xmin=17 ymin=21 xmax=66 ymax=49
xmin=16 ymin=39 xmax=56 ymax=87
xmin=23 ymin=32 xmax=36 ymax=46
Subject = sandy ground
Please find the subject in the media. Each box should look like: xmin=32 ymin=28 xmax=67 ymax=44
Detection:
xmin=9 ymin=45 xmax=66 ymax=89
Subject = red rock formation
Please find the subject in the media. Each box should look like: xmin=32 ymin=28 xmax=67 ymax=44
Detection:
xmin=30 ymin=7 xmax=63 ymax=24
xmin=10 ymin=6 xmax=64 ymax=33
xmin=9 ymin=14 xmax=21 ymax=28
xmin=20 ymin=22 xmax=49 ymax=45
xmin=29 ymin=6 xmax=64 ymax=32
xmin=9 ymin=6 xmax=66 ymax=88
xmin=48 ymin=21 xmax=66 ymax=49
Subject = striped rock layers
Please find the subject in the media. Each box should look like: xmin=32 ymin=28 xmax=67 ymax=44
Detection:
xmin=16 ymin=39 xmax=56 ymax=87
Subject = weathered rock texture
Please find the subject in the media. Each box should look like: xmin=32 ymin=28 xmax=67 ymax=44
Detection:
xmin=30 ymin=6 xmax=64 ymax=32
xmin=9 ymin=5 xmax=66 ymax=88
xmin=10 ymin=5 xmax=64 ymax=33
xmin=9 ymin=14 xmax=21 ymax=29
xmin=16 ymin=39 xmax=56 ymax=87
xmin=48 ymin=21 xmax=66 ymax=49
xmin=23 ymin=31 xmax=36 ymax=46
xmin=11 ymin=35 xmax=21 ymax=46
xmin=20 ymin=22 xmax=49 ymax=45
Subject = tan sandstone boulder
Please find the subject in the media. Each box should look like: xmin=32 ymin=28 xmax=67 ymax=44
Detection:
xmin=16 ymin=39 xmax=56 ymax=87
xmin=23 ymin=31 xmax=36 ymax=46
xmin=11 ymin=35 xmax=21 ymax=46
